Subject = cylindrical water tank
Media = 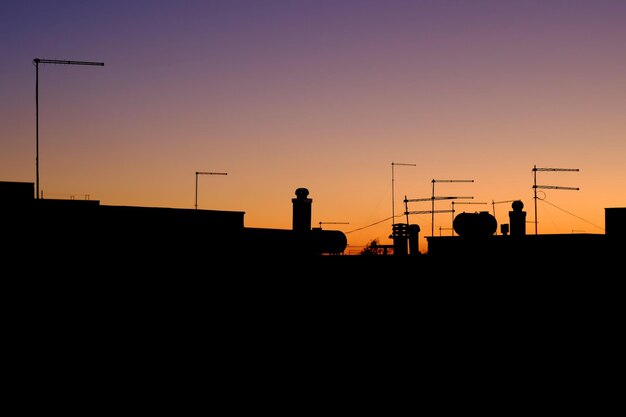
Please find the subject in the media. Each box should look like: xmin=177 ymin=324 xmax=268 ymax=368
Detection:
xmin=453 ymin=211 xmax=497 ymax=238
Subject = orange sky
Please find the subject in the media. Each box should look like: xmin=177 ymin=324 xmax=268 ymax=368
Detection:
xmin=2 ymin=1 xmax=625 ymax=253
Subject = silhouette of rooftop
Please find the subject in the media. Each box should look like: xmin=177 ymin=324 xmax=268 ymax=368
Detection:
xmin=2 ymin=180 xmax=622 ymax=274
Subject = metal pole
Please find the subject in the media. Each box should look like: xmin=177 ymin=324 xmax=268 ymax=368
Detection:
xmin=430 ymin=179 xmax=474 ymax=236
xmin=431 ymin=179 xmax=435 ymax=236
xmin=195 ymin=172 xmax=199 ymax=209
xmin=33 ymin=58 xmax=103 ymax=199
xmin=391 ymin=163 xmax=395 ymax=224
xmin=404 ymin=195 xmax=409 ymax=225
xmin=533 ymin=165 xmax=538 ymax=235
xmin=451 ymin=201 xmax=455 ymax=235
xmin=532 ymin=165 xmax=578 ymax=235
xmin=195 ymin=171 xmax=227 ymax=209
xmin=35 ymin=59 xmax=39 ymax=199
xmin=391 ymin=162 xmax=416 ymax=226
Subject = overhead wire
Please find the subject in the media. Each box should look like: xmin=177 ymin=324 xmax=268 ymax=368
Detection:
xmin=540 ymin=199 xmax=605 ymax=231
xmin=345 ymin=207 xmax=426 ymax=234
xmin=345 ymin=215 xmax=395 ymax=234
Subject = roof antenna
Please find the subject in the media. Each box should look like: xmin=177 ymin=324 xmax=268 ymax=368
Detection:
xmin=532 ymin=165 xmax=579 ymax=235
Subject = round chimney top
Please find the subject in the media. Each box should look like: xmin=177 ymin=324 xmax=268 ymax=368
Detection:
xmin=295 ymin=188 xmax=309 ymax=199
xmin=512 ymin=200 xmax=524 ymax=211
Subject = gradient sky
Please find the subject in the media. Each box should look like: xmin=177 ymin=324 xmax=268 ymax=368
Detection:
xmin=2 ymin=0 xmax=625 ymax=253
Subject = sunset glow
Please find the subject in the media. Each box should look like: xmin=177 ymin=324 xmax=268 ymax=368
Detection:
xmin=2 ymin=0 xmax=625 ymax=253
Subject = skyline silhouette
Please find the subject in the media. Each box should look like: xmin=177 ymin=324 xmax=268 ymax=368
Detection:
xmin=2 ymin=180 xmax=622 ymax=268
xmin=2 ymin=1 xmax=625 ymax=253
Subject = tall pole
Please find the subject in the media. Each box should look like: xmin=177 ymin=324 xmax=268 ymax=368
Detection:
xmin=33 ymin=58 xmax=104 ymax=199
xmin=35 ymin=60 xmax=39 ymax=198
xmin=451 ymin=201 xmax=454 ymax=234
xmin=391 ymin=162 xmax=416 ymax=225
xmin=491 ymin=199 xmax=516 ymax=235
xmin=532 ymin=165 xmax=579 ymax=235
xmin=431 ymin=179 xmax=435 ymax=236
xmin=431 ymin=179 xmax=474 ymax=236
xmin=533 ymin=165 xmax=538 ymax=235
xmin=405 ymin=195 xmax=410 ymax=225
xmin=195 ymin=171 xmax=227 ymax=209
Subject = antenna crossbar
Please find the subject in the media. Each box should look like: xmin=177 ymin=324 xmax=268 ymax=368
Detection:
xmin=534 ymin=185 xmax=579 ymax=190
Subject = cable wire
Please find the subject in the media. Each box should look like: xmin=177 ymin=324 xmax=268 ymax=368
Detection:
xmin=345 ymin=210 xmax=413 ymax=234
xmin=540 ymin=199 xmax=605 ymax=231
xmin=345 ymin=216 xmax=394 ymax=234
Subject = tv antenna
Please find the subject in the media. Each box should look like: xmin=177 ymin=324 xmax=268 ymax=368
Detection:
xmin=491 ymin=199 xmax=517 ymax=234
xmin=34 ymin=58 xmax=104 ymax=199
xmin=318 ymin=221 xmax=349 ymax=230
xmin=391 ymin=162 xmax=416 ymax=225
xmin=404 ymin=195 xmax=473 ymax=233
xmin=430 ymin=179 xmax=474 ymax=236
xmin=195 ymin=171 xmax=227 ymax=209
xmin=491 ymin=199 xmax=517 ymax=218
xmin=532 ymin=165 xmax=579 ymax=235
xmin=438 ymin=226 xmax=453 ymax=236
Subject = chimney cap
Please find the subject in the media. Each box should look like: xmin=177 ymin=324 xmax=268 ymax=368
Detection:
xmin=295 ymin=188 xmax=309 ymax=199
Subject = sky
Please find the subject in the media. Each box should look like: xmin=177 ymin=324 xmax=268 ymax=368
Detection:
xmin=2 ymin=0 xmax=625 ymax=254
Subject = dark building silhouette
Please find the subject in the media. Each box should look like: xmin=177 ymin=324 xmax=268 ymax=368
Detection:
xmin=1 ymin=181 xmax=347 ymax=263
xmin=2 ymin=180 xmax=622 ymax=273
xmin=605 ymin=207 xmax=626 ymax=239
xmin=425 ymin=202 xmax=621 ymax=267
xmin=373 ymin=222 xmax=421 ymax=256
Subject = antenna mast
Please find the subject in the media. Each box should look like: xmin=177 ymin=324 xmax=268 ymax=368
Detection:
xmin=195 ymin=171 xmax=227 ymax=209
xmin=391 ymin=162 xmax=416 ymax=225
xmin=491 ymin=199 xmax=517 ymax=234
xmin=430 ymin=179 xmax=474 ymax=236
xmin=532 ymin=165 xmax=579 ymax=235
xmin=33 ymin=58 xmax=104 ymax=199
xmin=318 ymin=221 xmax=349 ymax=230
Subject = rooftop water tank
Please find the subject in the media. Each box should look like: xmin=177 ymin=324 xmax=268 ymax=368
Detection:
xmin=453 ymin=211 xmax=497 ymax=238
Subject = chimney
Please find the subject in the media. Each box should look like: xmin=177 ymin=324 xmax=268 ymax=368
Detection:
xmin=292 ymin=188 xmax=312 ymax=232
xmin=391 ymin=223 xmax=408 ymax=256
xmin=408 ymin=224 xmax=421 ymax=255
xmin=509 ymin=200 xmax=526 ymax=237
